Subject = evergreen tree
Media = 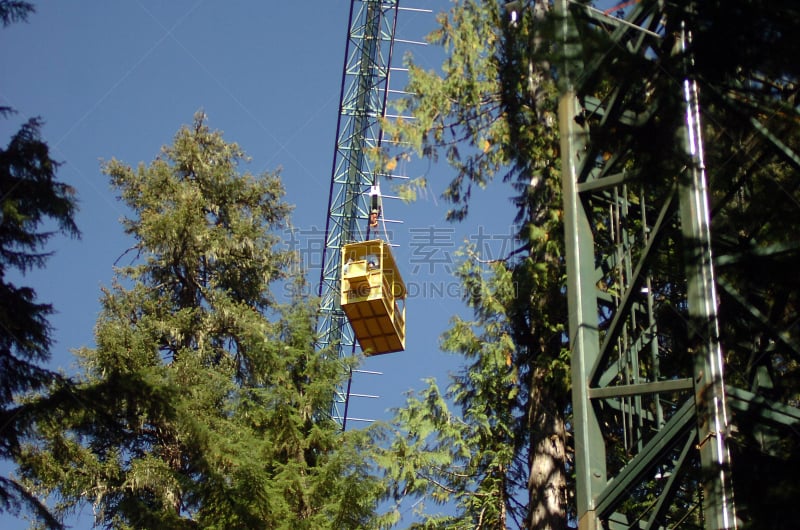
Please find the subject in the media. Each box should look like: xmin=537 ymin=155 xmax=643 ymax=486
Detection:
xmin=0 ymin=0 xmax=34 ymax=26
xmin=0 ymin=111 xmax=80 ymax=530
xmin=18 ymin=114 xmax=387 ymax=529
xmin=0 ymin=2 xmax=80 ymax=525
xmin=379 ymin=2 xmax=570 ymax=528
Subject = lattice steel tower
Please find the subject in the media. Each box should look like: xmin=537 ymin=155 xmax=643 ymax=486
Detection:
xmin=317 ymin=0 xmax=400 ymax=427
xmin=556 ymin=1 xmax=800 ymax=528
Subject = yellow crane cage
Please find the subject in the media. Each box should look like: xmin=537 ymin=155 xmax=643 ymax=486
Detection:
xmin=340 ymin=239 xmax=406 ymax=355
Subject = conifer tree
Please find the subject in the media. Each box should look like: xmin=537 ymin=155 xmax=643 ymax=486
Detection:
xmin=0 ymin=2 xmax=80 ymax=525
xmin=18 ymin=113 xmax=387 ymax=529
xmin=378 ymin=2 xmax=570 ymax=528
xmin=0 ymin=112 xmax=80 ymax=530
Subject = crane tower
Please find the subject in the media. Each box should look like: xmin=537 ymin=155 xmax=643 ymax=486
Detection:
xmin=555 ymin=1 xmax=800 ymax=528
xmin=317 ymin=0 xmax=401 ymax=428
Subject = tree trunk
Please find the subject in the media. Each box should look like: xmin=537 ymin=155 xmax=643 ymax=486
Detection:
xmin=527 ymin=366 xmax=568 ymax=530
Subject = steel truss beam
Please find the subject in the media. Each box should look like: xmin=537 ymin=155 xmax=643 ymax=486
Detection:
xmin=317 ymin=0 xmax=399 ymax=427
xmin=557 ymin=1 xmax=800 ymax=528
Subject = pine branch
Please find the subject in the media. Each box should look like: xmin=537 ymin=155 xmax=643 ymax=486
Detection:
xmin=467 ymin=243 xmax=526 ymax=264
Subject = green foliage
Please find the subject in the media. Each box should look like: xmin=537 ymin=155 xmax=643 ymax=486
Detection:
xmin=385 ymin=0 xmax=506 ymax=221
xmin=0 ymin=115 xmax=79 ymax=397
xmin=385 ymin=0 xmax=559 ymax=225
xmin=380 ymin=1 xmax=572 ymax=528
xmin=381 ymin=247 xmax=569 ymax=528
xmin=0 ymin=111 xmax=81 ymax=395
xmin=0 ymin=8 xmax=80 ymax=520
xmin=17 ymin=113 xmax=386 ymax=529
xmin=0 ymin=0 xmax=34 ymax=27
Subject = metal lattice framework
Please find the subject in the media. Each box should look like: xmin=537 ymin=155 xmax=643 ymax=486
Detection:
xmin=317 ymin=0 xmax=399 ymax=427
xmin=557 ymin=1 xmax=800 ymax=528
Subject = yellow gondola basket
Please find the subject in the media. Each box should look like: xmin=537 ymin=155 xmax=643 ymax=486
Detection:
xmin=340 ymin=239 xmax=406 ymax=355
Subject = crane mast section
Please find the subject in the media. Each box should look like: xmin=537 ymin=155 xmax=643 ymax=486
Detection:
xmin=317 ymin=0 xmax=400 ymax=423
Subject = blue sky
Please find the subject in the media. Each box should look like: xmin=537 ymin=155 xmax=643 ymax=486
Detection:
xmin=1 ymin=1 xmax=521 ymax=527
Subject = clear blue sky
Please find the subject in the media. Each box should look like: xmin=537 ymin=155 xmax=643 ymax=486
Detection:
xmin=1 ymin=2 xmax=518 ymax=527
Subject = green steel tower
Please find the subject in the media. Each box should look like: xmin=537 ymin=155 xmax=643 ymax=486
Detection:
xmin=556 ymin=1 xmax=800 ymax=528
xmin=317 ymin=0 xmax=400 ymax=428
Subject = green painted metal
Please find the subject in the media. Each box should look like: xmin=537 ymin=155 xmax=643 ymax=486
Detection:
xmin=318 ymin=0 xmax=399 ymax=427
xmin=560 ymin=89 xmax=605 ymax=530
xmin=557 ymin=1 xmax=727 ymax=528
xmin=726 ymin=387 xmax=800 ymax=430
xmin=555 ymin=0 xmax=800 ymax=527
xmin=676 ymin=21 xmax=737 ymax=527
xmin=594 ymin=398 xmax=696 ymax=519
xmin=644 ymin=431 xmax=696 ymax=529
xmin=555 ymin=3 xmax=603 ymax=526
xmin=587 ymin=378 xmax=693 ymax=400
